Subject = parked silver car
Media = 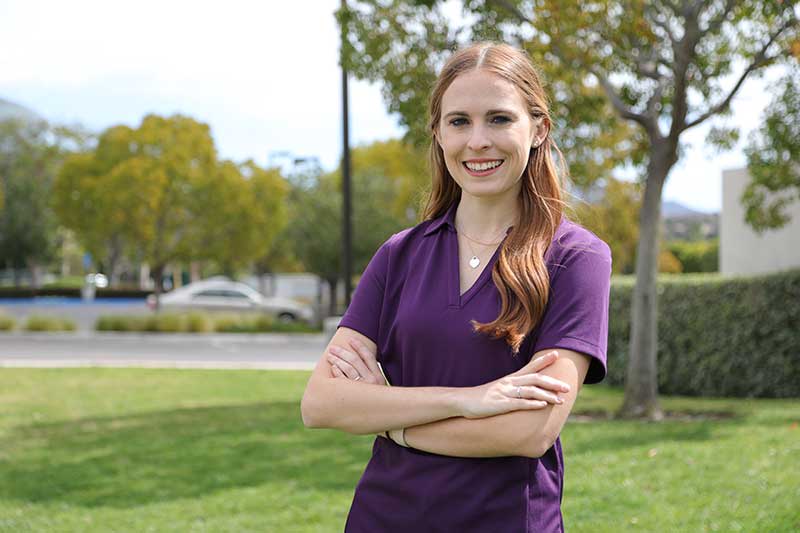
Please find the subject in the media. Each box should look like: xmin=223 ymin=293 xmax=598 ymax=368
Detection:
xmin=146 ymin=278 xmax=314 ymax=324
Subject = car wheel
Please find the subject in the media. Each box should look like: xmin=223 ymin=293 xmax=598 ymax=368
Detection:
xmin=277 ymin=312 xmax=296 ymax=324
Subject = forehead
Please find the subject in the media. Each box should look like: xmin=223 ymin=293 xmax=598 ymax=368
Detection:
xmin=441 ymin=69 xmax=527 ymax=113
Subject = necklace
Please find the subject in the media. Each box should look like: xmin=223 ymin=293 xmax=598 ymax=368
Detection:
xmin=455 ymin=224 xmax=511 ymax=269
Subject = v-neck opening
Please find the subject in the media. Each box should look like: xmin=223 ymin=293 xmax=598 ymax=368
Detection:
xmin=450 ymin=230 xmax=505 ymax=308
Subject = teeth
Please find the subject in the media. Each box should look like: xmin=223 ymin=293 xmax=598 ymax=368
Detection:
xmin=465 ymin=160 xmax=503 ymax=171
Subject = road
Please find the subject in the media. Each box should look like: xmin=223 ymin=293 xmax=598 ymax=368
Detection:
xmin=0 ymin=332 xmax=328 ymax=370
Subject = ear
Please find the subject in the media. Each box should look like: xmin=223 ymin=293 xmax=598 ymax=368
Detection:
xmin=433 ymin=127 xmax=443 ymax=150
xmin=531 ymin=116 xmax=549 ymax=147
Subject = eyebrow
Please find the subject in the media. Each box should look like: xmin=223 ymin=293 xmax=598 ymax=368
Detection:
xmin=443 ymin=109 xmax=517 ymax=119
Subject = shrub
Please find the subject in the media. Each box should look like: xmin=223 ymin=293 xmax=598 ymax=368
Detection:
xmin=607 ymin=269 xmax=800 ymax=398
xmin=24 ymin=315 xmax=76 ymax=332
xmin=666 ymin=239 xmax=719 ymax=272
xmin=0 ymin=314 xmax=15 ymax=331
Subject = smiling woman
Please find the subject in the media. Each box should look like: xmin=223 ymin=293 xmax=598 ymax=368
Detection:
xmin=301 ymin=42 xmax=612 ymax=533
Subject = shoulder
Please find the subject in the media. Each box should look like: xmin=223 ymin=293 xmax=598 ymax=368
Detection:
xmin=378 ymin=218 xmax=441 ymax=255
xmin=547 ymin=217 xmax=612 ymax=273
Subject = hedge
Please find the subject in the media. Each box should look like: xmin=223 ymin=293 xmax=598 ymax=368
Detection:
xmin=607 ymin=269 xmax=800 ymax=398
xmin=0 ymin=287 xmax=149 ymax=299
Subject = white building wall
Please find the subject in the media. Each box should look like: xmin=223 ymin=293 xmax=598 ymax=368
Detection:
xmin=721 ymin=167 xmax=800 ymax=275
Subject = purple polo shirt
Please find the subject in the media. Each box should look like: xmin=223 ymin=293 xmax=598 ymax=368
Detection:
xmin=337 ymin=199 xmax=612 ymax=532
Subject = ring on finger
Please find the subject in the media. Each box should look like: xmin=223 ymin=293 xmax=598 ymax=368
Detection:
xmin=354 ymin=375 xmax=362 ymax=381
xmin=516 ymin=386 xmax=522 ymax=398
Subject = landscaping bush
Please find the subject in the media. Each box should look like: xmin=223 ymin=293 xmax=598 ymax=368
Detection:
xmin=665 ymin=239 xmax=719 ymax=272
xmin=607 ymin=269 xmax=800 ymax=398
xmin=95 ymin=312 xmax=317 ymax=333
xmin=0 ymin=314 xmax=15 ymax=331
xmin=24 ymin=315 xmax=77 ymax=332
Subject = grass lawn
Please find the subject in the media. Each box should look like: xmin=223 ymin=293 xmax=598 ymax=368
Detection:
xmin=0 ymin=369 xmax=797 ymax=532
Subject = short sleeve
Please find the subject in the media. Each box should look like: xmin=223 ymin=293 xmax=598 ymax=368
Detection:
xmin=532 ymin=241 xmax=612 ymax=384
xmin=337 ymin=238 xmax=392 ymax=345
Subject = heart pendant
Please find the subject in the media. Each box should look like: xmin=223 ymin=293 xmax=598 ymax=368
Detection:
xmin=469 ymin=256 xmax=480 ymax=269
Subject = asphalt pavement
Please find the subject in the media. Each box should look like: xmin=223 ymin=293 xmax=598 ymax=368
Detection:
xmin=0 ymin=331 xmax=328 ymax=370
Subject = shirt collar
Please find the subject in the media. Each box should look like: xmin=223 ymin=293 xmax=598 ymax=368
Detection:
xmin=423 ymin=201 xmax=458 ymax=236
xmin=423 ymin=201 xmax=515 ymax=237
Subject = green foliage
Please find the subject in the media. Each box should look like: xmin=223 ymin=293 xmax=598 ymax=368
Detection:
xmin=0 ymin=118 xmax=86 ymax=273
xmin=573 ymin=178 xmax=641 ymax=274
xmin=607 ymin=269 xmax=800 ymax=397
xmin=24 ymin=315 xmax=76 ymax=332
xmin=95 ymin=312 xmax=318 ymax=333
xmin=52 ymin=114 xmax=289 ymax=286
xmin=743 ymin=68 xmax=800 ymax=231
xmin=665 ymin=239 xmax=719 ymax=273
xmin=283 ymin=139 xmax=420 ymax=290
xmin=0 ymin=313 xmax=15 ymax=331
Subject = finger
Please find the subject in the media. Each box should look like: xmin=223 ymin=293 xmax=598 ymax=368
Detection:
xmin=516 ymin=384 xmax=564 ymax=405
xmin=525 ymin=351 xmax=559 ymax=373
xmin=510 ymin=373 xmax=571 ymax=393
xmin=329 ymin=345 xmax=372 ymax=380
xmin=327 ymin=354 xmax=360 ymax=380
xmin=331 ymin=364 xmax=346 ymax=379
xmin=349 ymin=338 xmax=383 ymax=381
xmin=517 ymin=399 xmax=548 ymax=410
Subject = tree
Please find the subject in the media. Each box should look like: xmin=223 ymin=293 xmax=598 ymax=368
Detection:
xmin=54 ymin=114 xmax=289 ymax=301
xmin=742 ymin=68 xmax=800 ymax=231
xmin=285 ymin=140 xmax=413 ymax=316
xmin=0 ymin=118 xmax=87 ymax=286
xmin=573 ymin=177 xmax=642 ymax=274
xmin=338 ymin=0 xmax=799 ymax=419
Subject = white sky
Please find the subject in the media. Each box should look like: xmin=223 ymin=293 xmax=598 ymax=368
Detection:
xmin=0 ymin=0 xmax=786 ymax=213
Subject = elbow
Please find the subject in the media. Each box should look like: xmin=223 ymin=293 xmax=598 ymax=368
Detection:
xmin=300 ymin=385 xmax=328 ymax=429
xmin=524 ymin=432 xmax=558 ymax=459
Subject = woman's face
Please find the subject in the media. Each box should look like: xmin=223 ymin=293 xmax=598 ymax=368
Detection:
xmin=436 ymin=69 xmax=544 ymax=200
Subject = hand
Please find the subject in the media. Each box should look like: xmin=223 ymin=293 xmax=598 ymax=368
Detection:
xmin=327 ymin=338 xmax=389 ymax=386
xmin=457 ymin=350 xmax=571 ymax=419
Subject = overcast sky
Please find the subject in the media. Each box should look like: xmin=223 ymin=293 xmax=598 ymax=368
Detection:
xmin=0 ymin=0 xmax=785 ymax=213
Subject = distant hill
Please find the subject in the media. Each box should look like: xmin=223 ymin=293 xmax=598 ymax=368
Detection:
xmin=0 ymin=97 xmax=43 ymax=123
xmin=662 ymin=200 xmax=714 ymax=218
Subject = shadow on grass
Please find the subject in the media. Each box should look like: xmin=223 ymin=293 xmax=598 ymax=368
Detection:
xmin=0 ymin=401 xmax=371 ymax=509
xmin=564 ymin=416 xmax=728 ymax=454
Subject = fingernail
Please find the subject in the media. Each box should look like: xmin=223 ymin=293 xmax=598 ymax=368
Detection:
xmin=556 ymin=398 xmax=564 ymax=404
xmin=562 ymin=385 xmax=570 ymax=392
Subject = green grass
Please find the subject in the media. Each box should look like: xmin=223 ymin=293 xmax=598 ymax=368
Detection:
xmin=0 ymin=369 xmax=797 ymax=532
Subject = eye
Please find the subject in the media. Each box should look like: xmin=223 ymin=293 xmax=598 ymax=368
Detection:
xmin=491 ymin=115 xmax=512 ymax=124
xmin=449 ymin=117 xmax=467 ymax=127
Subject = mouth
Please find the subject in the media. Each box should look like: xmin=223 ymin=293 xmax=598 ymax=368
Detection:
xmin=462 ymin=159 xmax=504 ymax=176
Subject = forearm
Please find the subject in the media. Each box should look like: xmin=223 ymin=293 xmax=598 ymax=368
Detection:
xmin=404 ymin=409 xmax=545 ymax=458
xmin=302 ymin=378 xmax=462 ymax=435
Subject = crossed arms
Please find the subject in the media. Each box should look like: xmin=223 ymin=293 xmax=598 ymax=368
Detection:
xmin=301 ymin=326 xmax=591 ymax=459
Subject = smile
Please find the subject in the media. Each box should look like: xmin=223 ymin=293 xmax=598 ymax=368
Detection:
xmin=463 ymin=159 xmax=504 ymax=176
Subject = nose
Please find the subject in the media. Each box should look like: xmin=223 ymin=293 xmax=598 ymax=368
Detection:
xmin=466 ymin=123 xmax=491 ymax=152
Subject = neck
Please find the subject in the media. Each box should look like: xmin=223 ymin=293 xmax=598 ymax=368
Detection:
xmin=454 ymin=190 xmax=519 ymax=241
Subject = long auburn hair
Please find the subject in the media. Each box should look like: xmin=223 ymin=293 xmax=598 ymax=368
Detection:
xmin=422 ymin=42 xmax=570 ymax=356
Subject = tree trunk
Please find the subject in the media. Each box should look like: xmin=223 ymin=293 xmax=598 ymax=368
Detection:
xmin=153 ymin=264 xmax=165 ymax=311
xmin=618 ymin=143 xmax=675 ymax=420
xmin=327 ymin=277 xmax=339 ymax=317
xmin=190 ymin=261 xmax=201 ymax=283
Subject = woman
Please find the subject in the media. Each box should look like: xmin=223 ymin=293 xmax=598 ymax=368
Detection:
xmin=301 ymin=42 xmax=611 ymax=532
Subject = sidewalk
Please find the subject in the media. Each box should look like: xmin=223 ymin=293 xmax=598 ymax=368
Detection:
xmin=0 ymin=331 xmax=328 ymax=370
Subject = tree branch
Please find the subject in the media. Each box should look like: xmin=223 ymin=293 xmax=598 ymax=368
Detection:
xmin=486 ymin=0 xmax=531 ymax=25
xmin=588 ymin=67 xmax=656 ymax=133
xmin=683 ymin=17 xmax=797 ymax=131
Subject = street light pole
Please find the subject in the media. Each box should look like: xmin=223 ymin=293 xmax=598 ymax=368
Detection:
xmin=340 ymin=0 xmax=353 ymax=313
